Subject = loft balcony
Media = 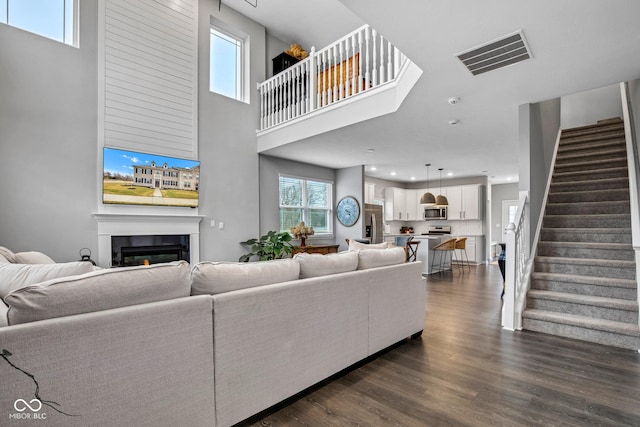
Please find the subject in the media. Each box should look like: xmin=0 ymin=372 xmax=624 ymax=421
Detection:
xmin=256 ymin=25 xmax=422 ymax=151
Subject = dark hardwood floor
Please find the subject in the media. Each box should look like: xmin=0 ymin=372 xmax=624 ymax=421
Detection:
xmin=244 ymin=264 xmax=640 ymax=426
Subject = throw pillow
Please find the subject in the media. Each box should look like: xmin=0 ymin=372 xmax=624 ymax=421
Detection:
xmin=13 ymin=251 xmax=55 ymax=264
xmin=0 ymin=261 xmax=95 ymax=299
xmin=294 ymin=251 xmax=359 ymax=278
xmin=357 ymin=247 xmax=406 ymax=270
xmin=4 ymin=261 xmax=192 ymax=325
xmin=0 ymin=246 xmax=16 ymax=263
xmin=0 ymin=253 xmax=9 ymax=264
xmin=348 ymin=240 xmax=389 ymax=251
xmin=190 ymin=258 xmax=300 ymax=295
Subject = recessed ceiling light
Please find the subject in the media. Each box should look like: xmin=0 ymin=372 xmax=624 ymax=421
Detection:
xmin=370 ymin=166 xmax=377 ymax=171
xmin=367 ymin=148 xmax=375 ymax=153
xmin=410 ymin=177 xmax=416 ymax=181
xmin=507 ymin=177 xmax=512 ymax=181
xmin=447 ymin=172 xmax=453 ymax=176
xmin=448 ymin=97 xmax=461 ymax=105
xmin=390 ymin=171 xmax=397 ymax=176
xmin=449 ymin=120 xmax=459 ymax=126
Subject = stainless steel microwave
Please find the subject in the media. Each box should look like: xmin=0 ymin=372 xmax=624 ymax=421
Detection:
xmin=424 ymin=207 xmax=447 ymax=220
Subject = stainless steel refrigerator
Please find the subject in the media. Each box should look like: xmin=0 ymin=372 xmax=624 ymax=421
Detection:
xmin=364 ymin=204 xmax=384 ymax=243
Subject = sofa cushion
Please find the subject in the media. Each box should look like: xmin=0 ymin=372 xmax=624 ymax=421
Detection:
xmin=357 ymin=247 xmax=406 ymax=270
xmin=191 ymin=259 xmax=300 ymax=295
xmin=4 ymin=261 xmax=191 ymax=325
xmin=348 ymin=240 xmax=389 ymax=251
xmin=294 ymin=251 xmax=359 ymax=278
xmin=13 ymin=251 xmax=56 ymax=264
xmin=0 ymin=300 xmax=8 ymax=327
xmin=0 ymin=246 xmax=16 ymax=263
xmin=0 ymin=261 xmax=95 ymax=299
xmin=0 ymin=253 xmax=9 ymax=264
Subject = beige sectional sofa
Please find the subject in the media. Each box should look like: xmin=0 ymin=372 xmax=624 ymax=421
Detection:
xmin=0 ymin=246 xmax=426 ymax=427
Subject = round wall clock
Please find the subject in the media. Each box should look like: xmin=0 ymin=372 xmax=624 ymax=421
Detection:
xmin=337 ymin=196 xmax=360 ymax=227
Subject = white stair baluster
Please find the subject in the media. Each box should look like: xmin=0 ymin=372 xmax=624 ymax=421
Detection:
xmin=364 ymin=27 xmax=370 ymax=92
xmin=387 ymin=40 xmax=393 ymax=81
xmin=339 ymin=41 xmax=344 ymax=100
xmin=309 ymin=46 xmax=316 ymax=112
xmin=372 ymin=28 xmax=378 ymax=87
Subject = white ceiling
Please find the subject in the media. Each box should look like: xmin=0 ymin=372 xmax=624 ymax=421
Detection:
xmin=222 ymin=0 xmax=640 ymax=184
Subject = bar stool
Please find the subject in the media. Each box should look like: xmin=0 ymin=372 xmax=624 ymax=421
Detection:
xmin=407 ymin=240 xmax=420 ymax=262
xmin=454 ymin=237 xmax=470 ymax=271
xmin=431 ymin=238 xmax=458 ymax=273
xmin=395 ymin=235 xmax=413 ymax=262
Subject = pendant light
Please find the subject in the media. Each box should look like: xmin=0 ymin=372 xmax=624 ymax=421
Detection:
xmin=436 ymin=168 xmax=449 ymax=206
xmin=419 ymin=163 xmax=436 ymax=205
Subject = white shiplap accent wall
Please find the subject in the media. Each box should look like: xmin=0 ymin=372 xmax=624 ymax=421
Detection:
xmin=101 ymin=0 xmax=198 ymax=159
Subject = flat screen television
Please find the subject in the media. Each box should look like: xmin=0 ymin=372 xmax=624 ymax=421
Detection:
xmin=103 ymin=147 xmax=200 ymax=208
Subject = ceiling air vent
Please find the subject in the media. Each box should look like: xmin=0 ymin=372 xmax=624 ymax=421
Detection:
xmin=456 ymin=30 xmax=532 ymax=76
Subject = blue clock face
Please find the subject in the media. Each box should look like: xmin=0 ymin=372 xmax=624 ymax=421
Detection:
xmin=337 ymin=196 xmax=360 ymax=227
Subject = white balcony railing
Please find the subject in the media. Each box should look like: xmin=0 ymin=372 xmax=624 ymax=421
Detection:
xmin=257 ymin=25 xmax=408 ymax=132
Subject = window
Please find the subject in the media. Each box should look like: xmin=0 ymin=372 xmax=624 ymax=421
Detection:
xmin=279 ymin=176 xmax=332 ymax=235
xmin=1 ymin=0 xmax=77 ymax=46
xmin=209 ymin=24 xmax=247 ymax=102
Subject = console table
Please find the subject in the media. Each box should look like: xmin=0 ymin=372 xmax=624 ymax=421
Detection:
xmin=292 ymin=244 xmax=340 ymax=255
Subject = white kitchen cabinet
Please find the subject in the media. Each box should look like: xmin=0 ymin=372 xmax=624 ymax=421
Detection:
xmin=365 ymin=182 xmax=376 ymax=204
xmin=384 ymin=187 xmax=407 ymax=221
xmin=445 ymin=185 xmax=482 ymax=220
xmin=404 ymin=189 xmax=421 ymax=221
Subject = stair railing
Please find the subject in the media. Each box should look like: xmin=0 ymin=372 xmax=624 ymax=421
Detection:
xmin=502 ymin=191 xmax=530 ymax=330
xmin=620 ymin=81 xmax=640 ymax=315
xmin=257 ymin=25 xmax=408 ymax=132
xmin=502 ymin=126 xmax=563 ymax=330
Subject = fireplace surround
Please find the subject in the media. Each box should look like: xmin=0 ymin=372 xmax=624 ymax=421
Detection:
xmin=94 ymin=213 xmax=203 ymax=268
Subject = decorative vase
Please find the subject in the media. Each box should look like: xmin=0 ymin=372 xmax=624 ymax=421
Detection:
xmin=300 ymin=237 xmax=306 ymax=247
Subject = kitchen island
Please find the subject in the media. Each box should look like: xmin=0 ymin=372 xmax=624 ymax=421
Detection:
xmin=412 ymin=235 xmax=447 ymax=275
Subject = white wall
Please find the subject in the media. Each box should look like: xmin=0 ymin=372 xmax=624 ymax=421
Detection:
xmin=197 ymin=0 xmax=264 ymax=262
xmin=519 ymin=98 xmax=561 ymax=247
xmin=490 ymin=183 xmax=519 ymax=243
xmin=259 ymin=155 xmax=336 ymax=247
xmin=0 ymin=0 xmax=265 ymax=263
xmin=335 ymin=166 xmax=364 ymax=251
xmin=561 ymin=84 xmax=623 ymax=129
xmin=0 ymin=0 xmax=99 ymax=261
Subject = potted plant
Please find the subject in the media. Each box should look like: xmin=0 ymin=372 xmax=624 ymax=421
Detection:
xmin=239 ymin=230 xmax=294 ymax=262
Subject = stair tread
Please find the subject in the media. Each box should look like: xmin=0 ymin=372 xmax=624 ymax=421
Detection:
xmin=540 ymin=227 xmax=631 ymax=233
xmin=548 ymin=187 xmax=629 ymax=195
xmin=546 ymin=200 xmax=629 ymax=206
xmin=559 ymin=134 xmax=625 ymax=144
xmin=537 ymin=241 xmax=633 ymax=250
xmin=552 ymin=166 xmax=628 ymax=178
xmin=532 ymin=272 xmax=637 ymax=288
xmin=544 ymin=213 xmax=630 ymax=219
xmin=523 ymin=309 xmax=640 ymax=337
xmin=527 ymin=290 xmax=639 ymax=310
xmin=535 ymin=256 xmax=636 ymax=268
xmin=550 ymin=176 xmax=629 ymax=186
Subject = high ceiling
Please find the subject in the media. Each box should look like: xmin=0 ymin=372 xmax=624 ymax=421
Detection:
xmin=222 ymin=0 xmax=640 ymax=184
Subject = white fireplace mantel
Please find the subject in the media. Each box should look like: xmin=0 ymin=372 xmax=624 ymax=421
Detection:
xmin=94 ymin=213 xmax=204 ymax=267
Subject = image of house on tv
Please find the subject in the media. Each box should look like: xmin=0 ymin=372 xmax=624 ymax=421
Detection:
xmin=133 ymin=161 xmax=200 ymax=191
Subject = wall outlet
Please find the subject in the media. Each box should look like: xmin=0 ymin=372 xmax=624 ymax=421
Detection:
xmin=210 ymin=220 xmax=216 ymax=228
xmin=219 ymin=222 xmax=225 ymax=230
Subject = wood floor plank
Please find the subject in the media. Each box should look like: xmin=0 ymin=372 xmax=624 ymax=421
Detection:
xmin=241 ymin=265 xmax=640 ymax=426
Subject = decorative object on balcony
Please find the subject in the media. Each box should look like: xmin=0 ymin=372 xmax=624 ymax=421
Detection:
xmin=290 ymin=222 xmax=315 ymax=246
xmin=436 ymin=168 xmax=449 ymax=206
xmin=337 ymin=196 xmax=360 ymax=227
xmin=239 ymin=231 xmax=293 ymax=262
xmin=286 ymin=44 xmax=309 ymax=60
xmin=420 ymin=163 xmax=436 ymax=205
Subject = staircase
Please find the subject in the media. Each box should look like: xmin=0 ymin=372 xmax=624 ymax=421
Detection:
xmin=522 ymin=118 xmax=640 ymax=350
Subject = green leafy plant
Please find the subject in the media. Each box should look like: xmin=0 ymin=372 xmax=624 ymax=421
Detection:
xmin=239 ymin=231 xmax=294 ymax=262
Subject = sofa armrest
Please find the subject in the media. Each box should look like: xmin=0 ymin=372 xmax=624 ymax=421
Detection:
xmin=0 ymin=295 xmax=215 ymax=426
